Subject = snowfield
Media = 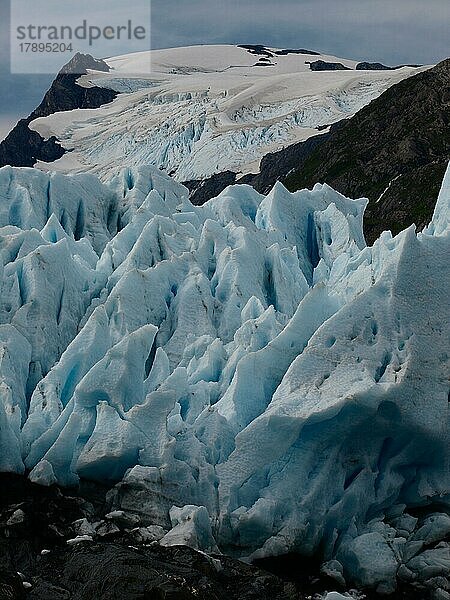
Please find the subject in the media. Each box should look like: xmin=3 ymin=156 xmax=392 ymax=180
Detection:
xmin=28 ymin=45 xmax=427 ymax=181
xmin=0 ymin=162 xmax=448 ymax=594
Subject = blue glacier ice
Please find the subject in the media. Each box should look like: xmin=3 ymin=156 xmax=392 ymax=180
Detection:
xmin=0 ymin=162 xmax=449 ymax=593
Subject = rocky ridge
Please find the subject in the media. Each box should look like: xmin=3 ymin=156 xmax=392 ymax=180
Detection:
xmin=0 ymin=54 xmax=117 ymax=169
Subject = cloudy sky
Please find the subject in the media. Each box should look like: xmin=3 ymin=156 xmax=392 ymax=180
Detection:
xmin=1 ymin=0 xmax=449 ymax=141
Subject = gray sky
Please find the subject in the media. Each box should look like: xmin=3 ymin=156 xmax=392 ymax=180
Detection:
xmin=1 ymin=0 xmax=449 ymax=141
xmin=151 ymin=0 xmax=450 ymax=65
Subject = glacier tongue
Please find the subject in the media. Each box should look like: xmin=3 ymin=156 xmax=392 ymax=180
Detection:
xmin=0 ymin=162 xmax=449 ymax=592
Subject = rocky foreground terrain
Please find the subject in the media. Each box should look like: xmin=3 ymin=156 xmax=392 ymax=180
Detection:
xmin=0 ymin=474 xmax=443 ymax=600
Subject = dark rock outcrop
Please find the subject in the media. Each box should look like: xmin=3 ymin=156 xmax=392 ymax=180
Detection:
xmin=308 ymin=60 xmax=351 ymax=71
xmin=238 ymin=45 xmax=321 ymax=58
xmin=356 ymin=62 xmax=393 ymax=70
xmin=0 ymin=473 xmax=441 ymax=599
xmin=0 ymin=570 xmax=26 ymax=600
xmin=28 ymin=53 xmax=115 ymax=119
xmin=273 ymin=48 xmax=321 ymax=56
xmin=0 ymin=53 xmax=118 ymax=168
xmin=185 ymin=171 xmax=238 ymax=205
xmin=238 ymin=44 xmax=275 ymax=58
xmin=284 ymin=58 xmax=450 ymax=242
xmin=0 ymin=120 xmax=65 ymax=168
xmin=0 ymin=474 xmax=300 ymax=600
xmin=356 ymin=62 xmax=422 ymax=70
xmin=27 ymin=544 xmax=299 ymax=600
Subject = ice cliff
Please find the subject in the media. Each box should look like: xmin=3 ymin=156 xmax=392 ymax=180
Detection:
xmin=0 ymin=163 xmax=448 ymax=594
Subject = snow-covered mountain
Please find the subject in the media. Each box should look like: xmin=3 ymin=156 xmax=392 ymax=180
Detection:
xmin=0 ymin=160 xmax=448 ymax=594
xmin=21 ymin=45 xmax=427 ymax=181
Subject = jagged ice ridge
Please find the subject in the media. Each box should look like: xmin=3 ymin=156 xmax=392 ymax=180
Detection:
xmin=0 ymin=163 xmax=449 ymax=594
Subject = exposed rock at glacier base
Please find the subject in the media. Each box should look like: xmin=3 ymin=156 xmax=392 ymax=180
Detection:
xmin=0 ymin=472 xmax=445 ymax=599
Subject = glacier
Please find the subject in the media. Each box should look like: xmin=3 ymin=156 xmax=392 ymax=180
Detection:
xmin=0 ymin=162 xmax=449 ymax=594
xmin=27 ymin=45 xmax=427 ymax=181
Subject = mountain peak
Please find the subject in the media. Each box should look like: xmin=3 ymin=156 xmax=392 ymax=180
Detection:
xmin=60 ymin=52 xmax=111 ymax=75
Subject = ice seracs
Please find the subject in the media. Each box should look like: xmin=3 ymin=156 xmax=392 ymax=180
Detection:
xmin=0 ymin=161 xmax=448 ymax=594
